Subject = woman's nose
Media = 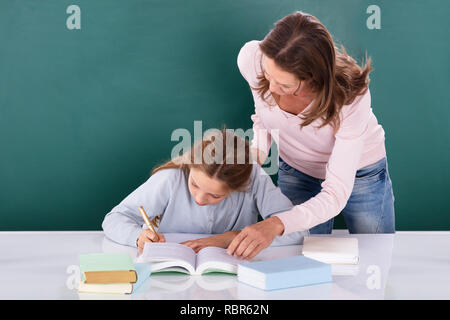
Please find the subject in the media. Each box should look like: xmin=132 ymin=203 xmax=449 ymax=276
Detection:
xmin=269 ymin=81 xmax=277 ymax=92
xmin=269 ymin=81 xmax=282 ymax=95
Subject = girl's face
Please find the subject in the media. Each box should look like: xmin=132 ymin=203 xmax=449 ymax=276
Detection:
xmin=188 ymin=168 xmax=230 ymax=206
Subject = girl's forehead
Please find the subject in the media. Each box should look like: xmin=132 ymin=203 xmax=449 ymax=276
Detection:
xmin=189 ymin=168 xmax=228 ymax=194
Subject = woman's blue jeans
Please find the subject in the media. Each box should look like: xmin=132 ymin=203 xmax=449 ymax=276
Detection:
xmin=277 ymin=157 xmax=395 ymax=234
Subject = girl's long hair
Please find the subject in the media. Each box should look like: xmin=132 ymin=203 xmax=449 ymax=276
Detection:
xmin=254 ymin=11 xmax=373 ymax=132
xmin=150 ymin=129 xmax=254 ymax=226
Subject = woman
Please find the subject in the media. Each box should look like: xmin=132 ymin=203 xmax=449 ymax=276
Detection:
xmin=227 ymin=11 xmax=395 ymax=259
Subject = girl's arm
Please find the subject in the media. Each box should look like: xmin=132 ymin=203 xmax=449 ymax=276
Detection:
xmin=102 ymin=169 xmax=175 ymax=247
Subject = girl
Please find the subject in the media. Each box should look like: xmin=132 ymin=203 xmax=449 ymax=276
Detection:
xmin=102 ymin=129 xmax=307 ymax=254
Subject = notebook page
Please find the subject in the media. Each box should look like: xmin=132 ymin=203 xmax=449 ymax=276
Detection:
xmin=137 ymin=242 xmax=197 ymax=273
xmin=196 ymin=247 xmax=244 ymax=275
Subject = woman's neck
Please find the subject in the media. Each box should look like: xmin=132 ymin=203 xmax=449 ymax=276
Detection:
xmin=274 ymin=92 xmax=315 ymax=115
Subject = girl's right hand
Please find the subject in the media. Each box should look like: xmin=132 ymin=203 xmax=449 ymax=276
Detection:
xmin=137 ymin=230 xmax=165 ymax=254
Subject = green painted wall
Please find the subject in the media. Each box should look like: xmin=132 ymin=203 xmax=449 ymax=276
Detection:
xmin=1 ymin=0 xmax=449 ymax=230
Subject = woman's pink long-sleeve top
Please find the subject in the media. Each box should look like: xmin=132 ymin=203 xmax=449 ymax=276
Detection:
xmin=237 ymin=40 xmax=387 ymax=234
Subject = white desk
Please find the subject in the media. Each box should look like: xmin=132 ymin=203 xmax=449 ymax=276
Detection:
xmin=0 ymin=230 xmax=449 ymax=300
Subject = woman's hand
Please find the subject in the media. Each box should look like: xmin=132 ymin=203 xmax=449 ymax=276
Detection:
xmin=181 ymin=231 xmax=240 ymax=253
xmin=137 ymin=230 xmax=166 ymax=254
xmin=227 ymin=216 xmax=285 ymax=259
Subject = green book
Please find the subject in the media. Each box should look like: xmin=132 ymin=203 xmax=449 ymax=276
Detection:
xmin=79 ymin=253 xmax=137 ymax=284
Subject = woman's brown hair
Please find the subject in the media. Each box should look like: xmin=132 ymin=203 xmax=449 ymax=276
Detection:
xmin=254 ymin=11 xmax=373 ymax=132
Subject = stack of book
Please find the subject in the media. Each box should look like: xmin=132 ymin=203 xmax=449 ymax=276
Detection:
xmin=237 ymin=236 xmax=360 ymax=290
xmin=77 ymin=253 xmax=151 ymax=294
xmin=301 ymin=236 xmax=360 ymax=276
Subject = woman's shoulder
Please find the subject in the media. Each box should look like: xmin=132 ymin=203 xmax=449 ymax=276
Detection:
xmin=340 ymin=87 xmax=372 ymax=119
xmin=335 ymin=87 xmax=375 ymax=136
xmin=237 ymin=40 xmax=263 ymax=86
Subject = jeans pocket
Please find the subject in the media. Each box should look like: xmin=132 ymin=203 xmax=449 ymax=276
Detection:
xmin=355 ymin=165 xmax=386 ymax=183
xmin=278 ymin=159 xmax=295 ymax=174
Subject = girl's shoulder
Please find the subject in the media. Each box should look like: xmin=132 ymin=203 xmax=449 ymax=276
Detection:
xmin=247 ymin=164 xmax=272 ymax=191
xmin=147 ymin=167 xmax=186 ymax=187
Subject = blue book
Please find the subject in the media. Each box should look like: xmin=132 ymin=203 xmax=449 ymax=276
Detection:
xmin=132 ymin=263 xmax=152 ymax=293
xmin=237 ymin=255 xmax=332 ymax=291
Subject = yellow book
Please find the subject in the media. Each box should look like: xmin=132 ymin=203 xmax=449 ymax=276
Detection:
xmin=79 ymin=253 xmax=137 ymax=284
xmin=77 ymin=263 xmax=151 ymax=294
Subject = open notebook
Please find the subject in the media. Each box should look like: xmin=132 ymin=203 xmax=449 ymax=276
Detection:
xmin=136 ymin=242 xmax=244 ymax=275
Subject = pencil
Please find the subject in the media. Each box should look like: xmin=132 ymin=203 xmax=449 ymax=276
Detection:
xmin=138 ymin=206 xmax=160 ymax=241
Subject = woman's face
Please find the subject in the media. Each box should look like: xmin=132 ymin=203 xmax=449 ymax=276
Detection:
xmin=188 ymin=168 xmax=230 ymax=206
xmin=262 ymin=55 xmax=307 ymax=96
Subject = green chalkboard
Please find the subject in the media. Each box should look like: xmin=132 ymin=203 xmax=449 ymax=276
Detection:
xmin=0 ymin=0 xmax=449 ymax=231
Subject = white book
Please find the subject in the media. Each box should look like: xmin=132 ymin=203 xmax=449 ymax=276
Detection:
xmin=136 ymin=242 xmax=244 ymax=275
xmin=78 ymin=281 xmax=133 ymax=294
xmin=301 ymin=236 xmax=359 ymax=265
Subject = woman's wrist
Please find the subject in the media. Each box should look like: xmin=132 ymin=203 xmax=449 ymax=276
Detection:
xmin=269 ymin=216 xmax=285 ymax=236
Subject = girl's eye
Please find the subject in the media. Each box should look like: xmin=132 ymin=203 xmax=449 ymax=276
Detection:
xmin=211 ymin=194 xmax=221 ymax=199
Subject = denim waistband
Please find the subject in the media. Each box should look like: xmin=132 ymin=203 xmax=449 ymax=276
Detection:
xmin=356 ymin=157 xmax=387 ymax=176
xmin=279 ymin=156 xmax=387 ymax=178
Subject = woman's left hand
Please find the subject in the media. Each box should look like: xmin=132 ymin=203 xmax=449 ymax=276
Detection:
xmin=226 ymin=216 xmax=285 ymax=259
xmin=181 ymin=231 xmax=240 ymax=253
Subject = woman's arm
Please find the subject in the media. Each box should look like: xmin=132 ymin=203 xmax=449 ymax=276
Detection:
xmin=227 ymin=165 xmax=308 ymax=259
xmin=237 ymin=40 xmax=272 ymax=167
xmin=274 ymin=90 xmax=372 ymax=234
xmin=228 ymin=90 xmax=373 ymax=258
xmin=251 ymin=146 xmax=268 ymax=166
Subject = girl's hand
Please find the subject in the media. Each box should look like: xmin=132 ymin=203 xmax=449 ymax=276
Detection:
xmin=181 ymin=231 xmax=240 ymax=253
xmin=137 ymin=230 xmax=165 ymax=254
